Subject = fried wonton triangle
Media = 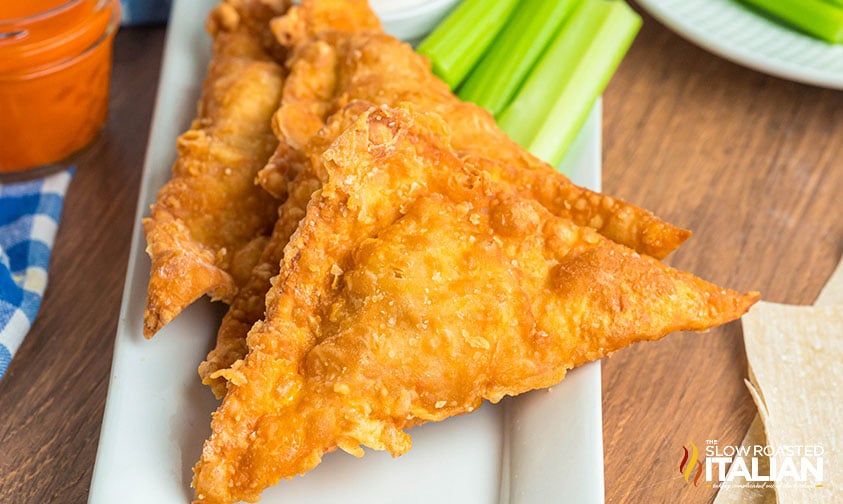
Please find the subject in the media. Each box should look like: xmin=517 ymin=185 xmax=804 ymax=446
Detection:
xmin=192 ymin=105 xmax=758 ymax=503
xmin=142 ymin=0 xmax=288 ymax=338
xmin=199 ymin=101 xmax=372 ymax=397
xmin=198 ymin=19 xmax=689 ymax=392
xmin=269 ymin=0 xmax=382 ymax=48
xmin=262 ymin=28 xmax=690 ymax=260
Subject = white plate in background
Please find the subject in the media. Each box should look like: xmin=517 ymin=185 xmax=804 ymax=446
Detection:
xmin=637 ymin=0 xmax=843 ymax=89
xmin=89 ymin=1 xmax=604 ymax=502
xmin=373 ymin=0 xmax=460 ymax=43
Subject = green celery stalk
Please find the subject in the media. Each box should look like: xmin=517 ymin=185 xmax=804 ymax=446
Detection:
xmin=457 ymin=0 xmax=583 ymax=116
xmin=498 ymin=0 xmax=641 ymax=167
xmin=417 ymin=0 xmax=519 ymax=89
xmin=740 ymin=0 xmax=843 ymax=43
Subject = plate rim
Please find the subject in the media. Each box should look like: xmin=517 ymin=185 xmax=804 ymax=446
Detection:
xmin=637 ymin=0 xmax=843 ymax=90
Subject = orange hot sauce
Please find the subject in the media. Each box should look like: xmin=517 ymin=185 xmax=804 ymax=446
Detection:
xmin=0 ymin=0 xmax=120 ymax=174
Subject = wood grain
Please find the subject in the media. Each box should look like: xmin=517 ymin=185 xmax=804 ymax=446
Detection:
xmin=601 ymin=7 xmax=843 ymax=504
xmin=0 ymin=10 xmax=841 ymax=504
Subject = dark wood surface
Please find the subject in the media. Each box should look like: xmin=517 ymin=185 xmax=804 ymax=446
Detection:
xmin=0 ymin=11 xmax=840 ymax=504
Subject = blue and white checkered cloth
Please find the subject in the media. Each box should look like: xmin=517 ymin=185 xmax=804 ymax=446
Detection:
xmin=0 ymin=169 xmax=73 ymax=380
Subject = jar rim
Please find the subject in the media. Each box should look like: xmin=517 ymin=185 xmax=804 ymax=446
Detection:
xmin=0 ymin=0 xmax=119 ymax=80
xmin=0 ymin=0 xmax=85 ymax=26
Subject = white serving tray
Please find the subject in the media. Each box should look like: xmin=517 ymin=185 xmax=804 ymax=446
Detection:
xmin=89 ymin=1 xmax=604 ymax=502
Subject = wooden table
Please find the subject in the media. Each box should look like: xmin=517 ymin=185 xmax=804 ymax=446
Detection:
xmin=0 ymin=9 xmax=840 ymax=504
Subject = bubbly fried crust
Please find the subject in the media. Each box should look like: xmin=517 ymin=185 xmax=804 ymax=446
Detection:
xmin=261 ymin=21 xmax=691 ymax=258
xmin=198 ymin=3 xmax=380 ymax=366
xmin=191 ymin=105 xmax=758 ymax=503
xmin=268 ymin=0 xmax=381 ymax=49
xmin=142 ymin=0 xmax=287 ymax=338
xmin=200 ymin=103 xmax=370 ymax=397
xmin=200 ymin=22 xmax=688 ymax=389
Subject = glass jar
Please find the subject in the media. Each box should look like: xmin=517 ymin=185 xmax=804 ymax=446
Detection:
xmin=0 ymin=0 xmax=120 ymax=175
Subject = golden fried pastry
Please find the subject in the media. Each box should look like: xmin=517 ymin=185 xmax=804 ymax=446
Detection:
xmin=191 ymin=105 xmax=758 ymax=503
xmin=269 ymin=0 xmax=382 ymax=48
xmin=200 ymin=102 xmax=371 ymax=397
xmin=142 ymin=0 xmax=287 ymax=338
xmin=263 ymin=26 xmax=689 ymax=259
xmin=199 ymin=15 xmax=688 ymax=388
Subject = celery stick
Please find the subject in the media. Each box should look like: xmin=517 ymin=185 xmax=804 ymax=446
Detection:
xmin=498 ymin=0 xmax=640 ymax=167
xmin=458 ymin=0 xmax=583 ymax=116
xmin=417 ymin=0 xmax=519 ymax=89
xmin=740 ymin=0 xmax=843 ymax=43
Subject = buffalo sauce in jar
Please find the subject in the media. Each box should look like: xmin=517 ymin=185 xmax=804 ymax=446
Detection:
xmin=0 ymin=0 xmax=120 ymax=174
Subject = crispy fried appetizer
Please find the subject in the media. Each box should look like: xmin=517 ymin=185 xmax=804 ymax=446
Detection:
xmin=142 ymin=0 xmax=288 ymax=338
xmin=191 ymin=105 xmax=758 ymax=503
xmin=197 ymin=0 xmax=382 ymax=393
xmin=263 ymin=14 xmax=689 ymax=259
xmin=269 ymin=0 xmax=382 ymax=48
xmin=196 ymin=1 xmax=381 ymax=383
xmin=199 ymin=11 xmax=688 ymax=390
xmin=199 ymin=102 xmax=371 ymax=397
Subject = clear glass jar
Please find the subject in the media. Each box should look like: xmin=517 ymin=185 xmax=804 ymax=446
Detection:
xmin=0 ymin=0 xmax=120 ymax=176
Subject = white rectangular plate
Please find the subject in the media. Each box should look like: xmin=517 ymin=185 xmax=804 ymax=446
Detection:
xmin=90 ymin=1 xmax=604 ymax=502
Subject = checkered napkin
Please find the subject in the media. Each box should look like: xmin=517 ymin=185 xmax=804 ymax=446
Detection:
xmin=0 ymin=169 xmax=73 ymax=380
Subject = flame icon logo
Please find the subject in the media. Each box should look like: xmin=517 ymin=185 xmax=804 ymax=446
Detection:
xmin=679 ymin=441 xmax=703 ymax=486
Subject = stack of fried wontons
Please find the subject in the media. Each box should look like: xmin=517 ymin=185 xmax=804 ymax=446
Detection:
xmin=142 ymin=1 xmax=758 ymax=502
